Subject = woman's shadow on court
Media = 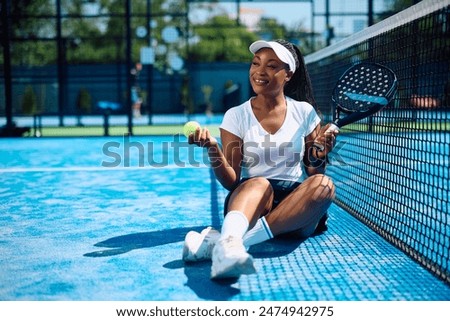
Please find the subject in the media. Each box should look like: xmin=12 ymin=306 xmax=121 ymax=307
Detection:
xmin=84 ymin=226 xmax=304 ymax=300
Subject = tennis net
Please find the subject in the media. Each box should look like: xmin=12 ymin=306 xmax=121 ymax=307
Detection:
xmin=305 ymin=0 xmax=449 ymax=284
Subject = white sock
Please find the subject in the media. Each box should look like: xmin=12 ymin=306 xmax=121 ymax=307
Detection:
xmin=220 ymin=210 xmax=249 ymax=240
xmin=243 ymin=216 xmax=273 ymax=247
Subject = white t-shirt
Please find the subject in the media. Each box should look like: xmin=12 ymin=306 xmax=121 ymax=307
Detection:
xmin=220 ymin=96 xmax=321 ymax=182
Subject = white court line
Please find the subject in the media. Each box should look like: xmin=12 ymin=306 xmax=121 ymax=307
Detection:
xmin=0 ymin=164 xmax=210 ymax=173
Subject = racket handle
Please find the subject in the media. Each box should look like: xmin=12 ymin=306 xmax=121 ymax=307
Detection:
xmin=326 ymin=123 xmax=340 ymax=133
xmin=313 ymin=123 xmax=340 ymax=152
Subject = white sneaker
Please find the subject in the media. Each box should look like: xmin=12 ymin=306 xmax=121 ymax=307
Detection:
xmin=210 ymin=236 xmax=256 ymax=279
xmin=182 ymin=227 xmax=220 ymax=262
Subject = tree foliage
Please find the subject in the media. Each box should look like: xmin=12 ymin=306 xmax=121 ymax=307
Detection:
xmin=188 ymin=15 xmax=257 ymax=63
xmin=3 ymin=0 xmax=340 ymax=66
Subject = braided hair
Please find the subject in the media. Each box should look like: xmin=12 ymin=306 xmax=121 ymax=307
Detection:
xmin=274 ymin=39 xmax=317 ymax=108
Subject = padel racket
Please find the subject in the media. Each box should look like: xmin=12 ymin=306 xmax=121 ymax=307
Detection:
xmin=314 ymin=62 xmax=398 ymax=151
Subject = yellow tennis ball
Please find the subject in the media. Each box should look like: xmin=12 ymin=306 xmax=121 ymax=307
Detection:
xmin=183 ymin=121 xmax=200 ymax=137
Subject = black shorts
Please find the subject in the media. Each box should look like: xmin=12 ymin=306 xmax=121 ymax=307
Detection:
xmin=223 ymin=178 xmax=301 ymax=216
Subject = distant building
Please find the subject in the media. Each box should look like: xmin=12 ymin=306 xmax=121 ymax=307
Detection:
xmin=228 ymin=7 xmax=264 ymax=32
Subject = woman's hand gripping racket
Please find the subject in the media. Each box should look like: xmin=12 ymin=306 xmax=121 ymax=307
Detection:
xmin=314 ymin=62 xmax=398 ymax=151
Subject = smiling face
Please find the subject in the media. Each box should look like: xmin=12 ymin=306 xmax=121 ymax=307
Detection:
xmin=249 ymin=48 xmax=293 ymax=97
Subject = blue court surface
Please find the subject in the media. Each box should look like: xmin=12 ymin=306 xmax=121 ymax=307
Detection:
xmin=1 ymin=136 xmax=449 ymax=301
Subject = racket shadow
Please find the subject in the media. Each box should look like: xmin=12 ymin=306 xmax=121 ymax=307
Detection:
xmin=83 ymin=226 xmax=207 ymax=257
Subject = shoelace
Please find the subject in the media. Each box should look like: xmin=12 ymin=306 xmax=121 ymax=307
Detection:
xmin=220 ymin=236 xmax=245 ymax=250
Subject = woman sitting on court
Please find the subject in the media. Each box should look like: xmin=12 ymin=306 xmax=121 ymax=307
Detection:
xmin=183 ymin=39 xmax=338 ymax=279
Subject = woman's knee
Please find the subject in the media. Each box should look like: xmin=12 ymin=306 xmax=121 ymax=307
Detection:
xmin=306 ymin=174 xmax=335 ymax=203
xmin=241 ymin=177 xmax=274 ymax=204
xmin=240 ymin=177 xmax=272 ymax=194
xmin=224 ymin=177 xmax=274 ymax=214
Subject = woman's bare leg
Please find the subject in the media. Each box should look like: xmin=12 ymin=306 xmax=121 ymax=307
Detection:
xmin=225 ymin=177 xmax=274 ymax=227
xmin=265 ymin=174 xmax=335 ymax=238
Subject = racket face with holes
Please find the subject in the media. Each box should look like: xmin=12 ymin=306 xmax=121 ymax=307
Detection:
xmin=332 ymin=62 xmax=398 ymax=127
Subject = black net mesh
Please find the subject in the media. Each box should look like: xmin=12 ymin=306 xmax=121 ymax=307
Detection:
xmin=306 ymin=1 xmax=449 ymax=284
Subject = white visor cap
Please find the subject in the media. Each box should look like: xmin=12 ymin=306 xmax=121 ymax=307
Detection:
xmin=249 ymin=40 xmax=296 ymax=72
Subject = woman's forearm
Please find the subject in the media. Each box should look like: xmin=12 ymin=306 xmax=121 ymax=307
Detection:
xmin=207 ymin=145 xmax=239 ymax=190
